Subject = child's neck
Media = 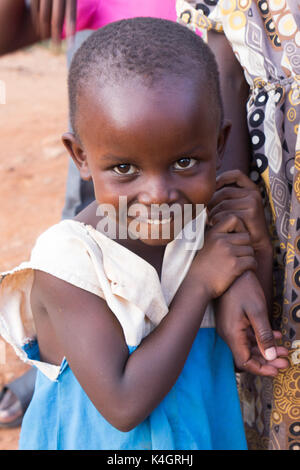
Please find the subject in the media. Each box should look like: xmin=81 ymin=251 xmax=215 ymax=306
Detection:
xmin=74 ymin=200 xmax=166 ymax=279
xmin=117 ymin=236 xmax=166 ymax=279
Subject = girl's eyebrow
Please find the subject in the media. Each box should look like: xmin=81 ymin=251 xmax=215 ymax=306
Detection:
xmin=175 ymin=144 xmax=205 ymax=157
xmin=100 ymin=154 xmax=134 ymax=162
xmin=100 ymin=144 xmax=206 ymax=164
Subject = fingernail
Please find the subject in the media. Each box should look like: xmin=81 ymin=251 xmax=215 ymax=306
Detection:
xmin=265 ymin=347 xmax=276 ymax=361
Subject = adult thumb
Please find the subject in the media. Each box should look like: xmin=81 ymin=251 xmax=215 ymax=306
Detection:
xmin=247 ymin=307 xmax=277 ymax=361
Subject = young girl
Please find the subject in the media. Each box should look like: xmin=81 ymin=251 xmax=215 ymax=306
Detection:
xmin=0 ymin=18 xmax=287 ymax=450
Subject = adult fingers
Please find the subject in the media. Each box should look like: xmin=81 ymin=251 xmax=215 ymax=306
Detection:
xmin=242 ymin=358 xmax=282 ymax=376
xmin=230 ymin=334 xmax=279 ymax=376
xmin=246 ymin=301 xmax=278 ymax=362
xmin=51 ymin=0 xmax=66 ymax=46
xmin=39 ymin=0 xmax=52 ymax=39
xmin=65 ymin=0 xmax=77 ymax=40
xmin=250 ymin=345 xmax=289 ymax=369
xmin=216 ymin=169 xmax=258 ymax=191
xmin=30 ymin=0 xmax=40 ymax=34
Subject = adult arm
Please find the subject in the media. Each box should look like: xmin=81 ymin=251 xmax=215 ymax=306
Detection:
xmin=206 ymin=33 xmax=289 ymax=371
xmin=207 ymin=30 xmax=251 ymax=175
xmin=0 ymin=0 xmax=38 ymax=55
xmin=0 ymin=0 xmax=77 ymax=56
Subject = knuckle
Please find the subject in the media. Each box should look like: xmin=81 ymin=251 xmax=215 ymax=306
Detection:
xmin=251 ymin=257 xmax=258 ymax=270
xmin=257 ymin=329 xmax=274 ymax=345
xmin=229 ymin=256 xmax=238 ymax=272
xmin=225 ymin=243 xmax=234 ymax=258
xmin=230 ymin=213 xmax=238 ymax=223
xmin=229 ymin=214 xmax=239 ymax=227
xmin=232 ymin=169 xmax=242 ymax=178
xmin=235 ymin=358 xmax=247 ymax=371
xmin=214 ymin=236 xmax=225 ymax=248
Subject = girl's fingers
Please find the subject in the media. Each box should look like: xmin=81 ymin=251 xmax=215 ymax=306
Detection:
xmin=220 ymin=232 xmax=252 ymax=246
xmin=209 ymin=197 xmax=254 ymax=220
xmin=209 ymin=209 xmax=249 ymax=228
xmin=216 ymin=169 xmax=258 ymax=191
xmin=51 ymin=0 xmax=66 ymax=46
xmin=39 ymin=0 xmax=52 ymax=39
xmin=211 ymin=214 xmax=248 ymax=234
xmin=232 ymin=245 xmax=255 ymax=258
xmin=208 ymin=186 xmax=250 ymax=212
xmin=235 ymin=255 xmax=257 ymax=274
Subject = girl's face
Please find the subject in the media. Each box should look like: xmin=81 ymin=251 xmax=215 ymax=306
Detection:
xmin=63 ymin=77 xmax=229 ymax=245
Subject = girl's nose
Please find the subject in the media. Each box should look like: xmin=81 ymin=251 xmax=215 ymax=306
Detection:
xmin=137 ymin=176 xmax=179 ymax=206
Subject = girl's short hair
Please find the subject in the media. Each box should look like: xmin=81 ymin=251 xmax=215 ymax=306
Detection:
xmin=68 ymin=17 xmax=224 ymax=137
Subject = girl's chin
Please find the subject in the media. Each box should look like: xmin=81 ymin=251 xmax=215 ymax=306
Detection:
xmin=136 ymin=236 xmax=174 ymax=246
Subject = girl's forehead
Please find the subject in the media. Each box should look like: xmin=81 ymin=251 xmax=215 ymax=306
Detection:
xmin=77 ymin=78 xmax=218 ymax=146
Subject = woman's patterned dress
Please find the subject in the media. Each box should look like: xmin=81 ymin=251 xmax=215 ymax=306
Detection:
xmin=176 ymin=0 xmax=300 ymax=450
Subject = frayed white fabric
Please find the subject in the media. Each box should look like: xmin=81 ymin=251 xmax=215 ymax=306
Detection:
xmin=0 ymin=207 xmax=214 ymax=381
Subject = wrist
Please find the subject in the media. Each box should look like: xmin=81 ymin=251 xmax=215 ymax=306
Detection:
xmin=181 ymin=270 xmax=213 ymax=305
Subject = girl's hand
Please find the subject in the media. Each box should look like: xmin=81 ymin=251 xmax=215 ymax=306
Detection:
xmin=207 ymin=169 xmax=271 ymax=253
xmin=30 ymin=0 xmax=77 ymax=47
xmin=190 ymin=214 xmax=257 ymax=300
xmin=215 ymin=271 xmax=289 ymax=376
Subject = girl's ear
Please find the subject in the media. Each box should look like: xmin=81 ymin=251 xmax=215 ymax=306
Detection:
xmin=216 ymin=120 xmax=231 ymax=170
xmin=62 ymin=132 xmax=92 ymax=181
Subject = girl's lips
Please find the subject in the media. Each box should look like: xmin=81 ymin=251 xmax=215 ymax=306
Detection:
xmin=134 ymin=217 xmax=172 ymax=225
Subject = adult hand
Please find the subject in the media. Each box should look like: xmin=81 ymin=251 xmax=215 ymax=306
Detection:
xmin=30 ymin=0 xmax=77 ymax=47
xmin=215 ymin=270 xmax=289 ymax=376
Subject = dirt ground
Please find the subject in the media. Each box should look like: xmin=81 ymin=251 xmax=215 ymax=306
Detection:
xmin=0 ymin=44 xmax=69 ymax=450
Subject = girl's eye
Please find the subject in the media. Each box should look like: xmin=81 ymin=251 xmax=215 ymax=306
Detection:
xmin=173 ymin=157 xmax=197 ymax=170
xmin=113 ymin=164 xmax=138 ymax=175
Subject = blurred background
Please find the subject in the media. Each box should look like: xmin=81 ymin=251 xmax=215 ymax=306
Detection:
xmin=0 ymin=41 xmax=69 ymax=449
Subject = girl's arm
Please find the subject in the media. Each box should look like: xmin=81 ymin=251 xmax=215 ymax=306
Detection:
xmin=31 ymin=215 xmax=256 ymax=432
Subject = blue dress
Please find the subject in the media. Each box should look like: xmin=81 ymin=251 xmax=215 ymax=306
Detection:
xmin=0 ymin=218 xmax=247 ymax=450
xmin=19 ymin=329 xmax=247 ymax=450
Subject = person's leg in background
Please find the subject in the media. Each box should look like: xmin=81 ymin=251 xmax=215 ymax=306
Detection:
xmin=0 ymin=369 xmax=37 ymax=428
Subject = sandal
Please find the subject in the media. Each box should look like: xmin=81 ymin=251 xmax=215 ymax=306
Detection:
xmin=0 ymin=368 xmax=37 ymax=428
